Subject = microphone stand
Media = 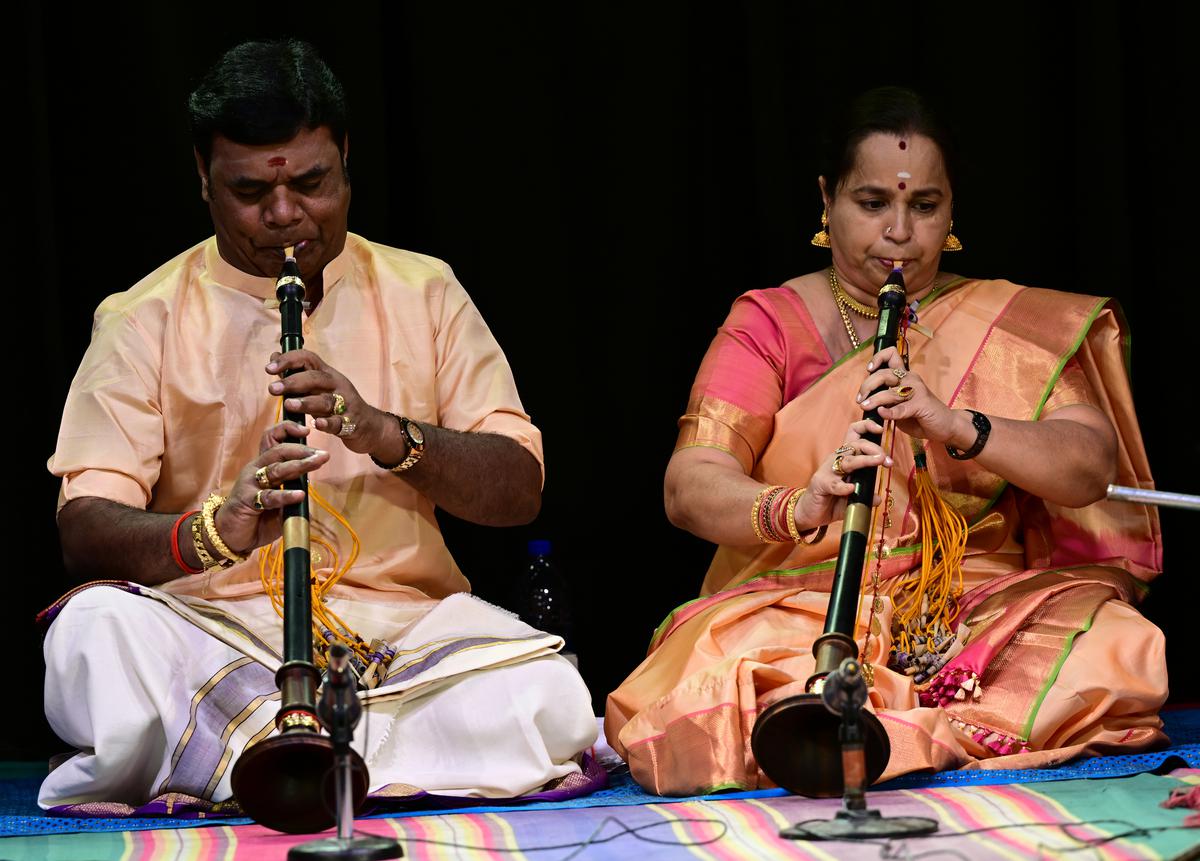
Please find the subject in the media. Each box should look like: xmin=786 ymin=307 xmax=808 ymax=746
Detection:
xmin=290 ymin=644 xmax=403 ymax=860
xmin=780 ymin=659 xmax=937 ymax=841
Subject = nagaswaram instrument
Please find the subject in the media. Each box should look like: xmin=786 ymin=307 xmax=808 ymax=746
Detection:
xmin=229 ymin=248 xmax=369 ymax=835
xmin=750 ymin=265 xmax=908 ymax=797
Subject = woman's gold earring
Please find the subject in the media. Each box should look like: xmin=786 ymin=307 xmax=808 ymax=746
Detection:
xmin=811 ymin=209 xmax=831 ymax=248
xmin=942 ymin=219 xmax=963 ymax=252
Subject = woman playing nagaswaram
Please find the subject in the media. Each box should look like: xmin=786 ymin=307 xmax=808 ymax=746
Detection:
xmin=605 ymin=87 xmax=1165 ymax=795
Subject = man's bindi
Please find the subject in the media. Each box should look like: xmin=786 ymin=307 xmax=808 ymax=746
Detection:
xmin=267 ymin=156 xmax=287 ymax=167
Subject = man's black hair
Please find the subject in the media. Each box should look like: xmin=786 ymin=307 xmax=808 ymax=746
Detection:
xmin=188 ymin=39 xmax=348 ymax=168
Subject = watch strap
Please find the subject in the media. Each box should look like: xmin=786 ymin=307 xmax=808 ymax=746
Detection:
xmin=946 ymin=409 xmax=991 ymax=460
xmin=370 ymin=413 xmax=424 ymax=473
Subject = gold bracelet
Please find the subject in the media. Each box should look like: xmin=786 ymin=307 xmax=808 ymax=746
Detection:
xmin=190 ymin=511 xmax=224 ymax=571
xmin=750 ymin=486 xmax=771 ymax=543
xmin=202 ymin=493 xmax=246 ymax=564
xmin=785 ymin=487 xmax=806 ymax=542
xmin=782 ymin=486 xmax=829 ymax=545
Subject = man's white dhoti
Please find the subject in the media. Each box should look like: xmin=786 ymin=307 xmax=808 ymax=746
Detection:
xmin=40 ymin=585 xmax=596 ymax=810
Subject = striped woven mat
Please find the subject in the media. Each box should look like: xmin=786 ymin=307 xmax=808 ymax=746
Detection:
xmin=1 ymin=770 xmax=1197 ymax=860
xmin=1 ymin=709 xmax=1197 ymax=859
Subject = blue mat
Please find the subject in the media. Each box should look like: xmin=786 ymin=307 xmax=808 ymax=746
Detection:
xmin=3 ymin=709 xmax=1196 ymax=836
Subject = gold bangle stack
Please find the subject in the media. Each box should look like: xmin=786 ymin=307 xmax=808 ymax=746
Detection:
xmin=202 ymin=493 xmax=246 ymax=566
xmin=751 ymin=485 xmax=792 ymax=543
xmin=752 ymin=484 xmax=830 ymax=545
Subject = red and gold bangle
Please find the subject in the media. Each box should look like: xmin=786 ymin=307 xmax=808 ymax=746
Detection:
xmin=751 ymin=485 xmax=790 ymax=543
xmin=171 ymin=510 xmax=203 ymax=575
xmin=764 ymin=485 xmax=804 ymax=543
xmin=783 ymin=487 xmax=806 ymax=542
xmin=752 ymin=485 xmax=782 ymax=543
xmin=762 ymin=485 xmax=792 ymax=542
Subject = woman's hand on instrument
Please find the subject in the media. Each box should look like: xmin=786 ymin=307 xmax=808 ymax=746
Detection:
xmin=793 ymin=418 xmax=890 ymax=529
xmin=266 ymin=350 xmax=386 ymax=455
xmin=857 ymin=347 xmax=963 ymax=444
xmin=214 ymin=421 xmax=330 ymax=554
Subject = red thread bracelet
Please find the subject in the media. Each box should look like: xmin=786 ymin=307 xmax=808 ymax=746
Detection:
xmin=171 ymin=510 xmax=203 ymax=575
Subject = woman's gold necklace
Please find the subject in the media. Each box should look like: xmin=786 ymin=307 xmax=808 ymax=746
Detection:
xmin=831 ymin=267 xmax=944 ymax=350
xmin=829 ymin=268 xmax=877 ymax=349
xmin=830 ymin=268 xmax=880 ymax=318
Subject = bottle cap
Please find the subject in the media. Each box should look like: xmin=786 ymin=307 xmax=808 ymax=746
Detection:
xmin=527 ymin=539 xmax=552 ymax=556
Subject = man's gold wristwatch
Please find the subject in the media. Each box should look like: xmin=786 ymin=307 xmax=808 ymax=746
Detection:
xmin=371 ymin=413 xmax=425 ymax=473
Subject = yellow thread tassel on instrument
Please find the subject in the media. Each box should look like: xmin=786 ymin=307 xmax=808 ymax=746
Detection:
xmin=258 ymin=404 xmax=368 ymax=672
xmin=887 ymin=440 xmax=968 ymax=672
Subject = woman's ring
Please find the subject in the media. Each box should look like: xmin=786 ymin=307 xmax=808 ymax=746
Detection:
xmin=892 ymin=368 xmax=908 ymax=380
xmin=254 ymin=466 xmax=271 ymax=489
xmin=832 ymin=443 xmax=854 ymax=474
xmin=835 ymin=450 xmax=854 ymax=479
xmin=896 ymin=385 xmax=915 ymax=401
xmin=254 ymin=490 xmax=267 ymax=511
xmin=332 ymin=393 xmax=347 ymax=415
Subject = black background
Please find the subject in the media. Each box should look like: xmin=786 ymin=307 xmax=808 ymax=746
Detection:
xmin=11 ymin=0 xmax=1196 ymax=759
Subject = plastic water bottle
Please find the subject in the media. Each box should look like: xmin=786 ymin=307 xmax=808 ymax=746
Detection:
xmin=517 ymin=539 xmax=576 ymax=667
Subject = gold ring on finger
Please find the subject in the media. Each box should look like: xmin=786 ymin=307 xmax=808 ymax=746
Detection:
xmin=896 ymin=385 xmax=915 ymax=400
xmin=834 ymin=444 xmax=854 ymax=456
xmin=332 ymin=393 xmax=347 ymax=415
xmin=832 ymin=454 xmax=848 ymax=477
xmin=254 ymin=489 xmax=267 ymax=511
xmin=254 ymin=466 xmax=271 ymax=489
xmin=338 ymin=417 xmax=357 ymax=438
xmin=892 ymin=368 xmax=908 ymax=380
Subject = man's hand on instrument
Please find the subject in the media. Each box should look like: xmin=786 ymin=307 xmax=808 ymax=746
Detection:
xmin=857 ymin=347 xmax=959 ymax=444
xmin=266 ymin=350 xmax=387 ymax=455
xmin=794 ymin=418 xmax=890 ymax=529
xmin=215 ymin=420 xmax=330 ymax=554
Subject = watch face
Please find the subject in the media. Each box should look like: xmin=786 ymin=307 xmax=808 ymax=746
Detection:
xmin=404 ymin=419 xmax=425 ymax=447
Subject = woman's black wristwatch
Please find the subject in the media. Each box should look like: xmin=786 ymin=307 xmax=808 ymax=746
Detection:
xmin=946 ymin=409 xmax=991 ymax=460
